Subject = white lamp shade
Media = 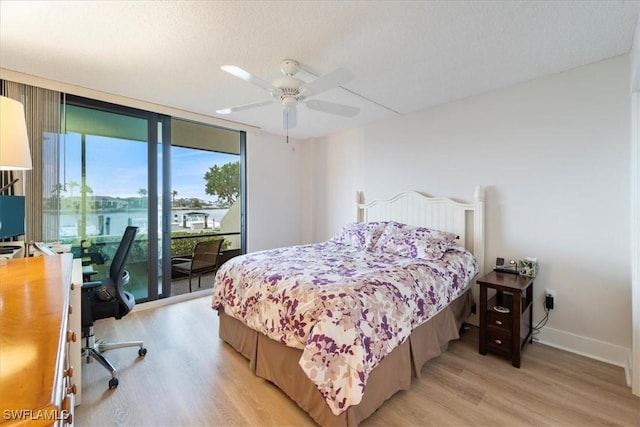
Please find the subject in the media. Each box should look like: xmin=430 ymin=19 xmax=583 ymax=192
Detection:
xmin=0 ymin=96 xmax=32 ymax=170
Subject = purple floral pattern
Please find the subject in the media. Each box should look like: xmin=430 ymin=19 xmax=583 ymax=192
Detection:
xmin=212 ymin=241 xmax=477 ymax=415
xmin=329 ymin=221 xmax=388 ymax=250
xmin=372 ymin=221 xmax=459 ymax=260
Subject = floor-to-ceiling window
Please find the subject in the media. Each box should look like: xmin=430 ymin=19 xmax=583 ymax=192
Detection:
xmin=51 ymin=96 xmax=245 ymax=302
xmin=55 ymin=98 xmax=163 ymax=301
xmin=165 ymin=118 xmax=243 ymax=297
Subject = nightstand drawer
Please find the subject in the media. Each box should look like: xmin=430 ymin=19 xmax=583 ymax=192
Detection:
xmin=487 ymin=326 xmax=512 ymax=354
xmin=487 ymin=310 xmax=512 ymax=331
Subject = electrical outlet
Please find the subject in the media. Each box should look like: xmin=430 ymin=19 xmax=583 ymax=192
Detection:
xmin=545 ymin=289 xmax=556 ymax=310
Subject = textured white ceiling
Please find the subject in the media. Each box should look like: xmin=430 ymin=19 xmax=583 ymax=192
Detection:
xmin=1 ymin=1 xmax=638 ymax=139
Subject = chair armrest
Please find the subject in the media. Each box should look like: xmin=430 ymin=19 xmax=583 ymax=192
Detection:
xmin=172 ymin=257 xmax=191 ymax=262
xmin=82 ymin=280 xmax=103 ymax=290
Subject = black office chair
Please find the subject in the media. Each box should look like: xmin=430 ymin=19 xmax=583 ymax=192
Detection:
xmin=81 ymin=226 xmax=147 ymax=390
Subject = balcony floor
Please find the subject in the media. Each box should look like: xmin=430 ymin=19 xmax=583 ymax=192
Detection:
xmin=170 ymin=271 xmax=215 ymax=297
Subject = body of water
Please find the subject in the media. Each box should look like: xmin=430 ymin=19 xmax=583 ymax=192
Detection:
xmin=58 ymin=208 xmax=229 ymax=238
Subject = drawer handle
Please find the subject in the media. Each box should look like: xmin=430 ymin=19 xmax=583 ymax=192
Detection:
xmin=494 ymin=339 xmax=502 ymax=345
xmin=66 ymin=330 xmax=77 ymax=343
xmin=495 ymin=320 xmax=502 ymax=326
xmin=67 ymin=383 xmax=77 ymax=395
xmin=61 ymin=395 xmax=71 ymax=415
xmin=64 ymin=366 xmax=74 ymax=378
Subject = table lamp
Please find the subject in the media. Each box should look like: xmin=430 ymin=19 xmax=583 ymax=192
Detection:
xmin=0 ymin=96 xmax=31 ymax=253
xmin=0 ymin=95 xmax=32 ymax=194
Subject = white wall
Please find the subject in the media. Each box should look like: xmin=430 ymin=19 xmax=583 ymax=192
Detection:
xmin=630 ymin=10 xmax=640 ymax=395
xmin=246 ymin=132 xmax=304 ymax=252
xmin=301 ymin=129 xmax=364 ymax=244
xmin=303 ymin=55 xmax=632 ymax=367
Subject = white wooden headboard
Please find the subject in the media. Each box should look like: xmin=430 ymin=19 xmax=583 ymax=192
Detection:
xmin=357 ymin=186 xmax=485 ymax=324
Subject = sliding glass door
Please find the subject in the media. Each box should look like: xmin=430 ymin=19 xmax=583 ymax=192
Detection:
xmin=168 ymin=119 xmax=242 ymax=296
xmin=58 ymin=97 xmax=165 ymax=301
xmin=52 ymin=96 xmax=245 ymax=302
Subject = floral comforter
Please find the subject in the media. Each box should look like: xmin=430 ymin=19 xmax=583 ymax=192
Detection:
xmin=211 ymin=241 xmax=477 ymax=415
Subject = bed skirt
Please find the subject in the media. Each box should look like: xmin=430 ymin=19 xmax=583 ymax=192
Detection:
xmin=217 ymin=289 xmax=472 ymax=426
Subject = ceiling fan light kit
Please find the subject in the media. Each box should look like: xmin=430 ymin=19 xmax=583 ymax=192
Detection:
xmin=217 ymin=59 xmax=360 ymax=130
xmin=281 ymin=95 xmax=297 ymax=109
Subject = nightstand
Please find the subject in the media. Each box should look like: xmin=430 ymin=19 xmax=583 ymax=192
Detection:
xmin=477 ymin=271 xmax=534 ymax=368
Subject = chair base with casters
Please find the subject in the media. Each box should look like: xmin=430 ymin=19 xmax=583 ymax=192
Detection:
xmin=82 ymin=325 xmax=147 ymax=389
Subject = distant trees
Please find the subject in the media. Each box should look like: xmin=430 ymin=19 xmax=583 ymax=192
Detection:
xmin=51 ymin=183 xmax=65 ymax=197
xmin=67 ymin=181 xmax=79 ymax=197
xmin=137 ymin=188 xmax=148 ymax=208
xmin=203 ymin=161 xmax=239 ymax=207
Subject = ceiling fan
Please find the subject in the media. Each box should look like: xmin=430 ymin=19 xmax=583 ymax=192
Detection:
xmin=216 ymin=59 xmax=360 ymax=129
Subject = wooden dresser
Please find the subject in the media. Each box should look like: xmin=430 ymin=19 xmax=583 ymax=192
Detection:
xmin=0 ymin=254 xmax=80 ymax=426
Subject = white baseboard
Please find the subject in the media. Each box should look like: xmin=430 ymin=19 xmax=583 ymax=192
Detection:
xmin=626 ymin=351 xmax=632 ymax=388
xmin=535 ymin=326 xmax=631 ymax=386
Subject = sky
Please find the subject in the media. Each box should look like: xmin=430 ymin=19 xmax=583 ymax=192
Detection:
xmin=60 ymin=133 xmax=238 ymax=202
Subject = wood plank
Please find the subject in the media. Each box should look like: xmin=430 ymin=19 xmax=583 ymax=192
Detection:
xmin=76 ymin=296 xmax=639 ymax=426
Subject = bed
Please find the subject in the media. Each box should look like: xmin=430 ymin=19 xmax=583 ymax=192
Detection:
xmin=211 ymin=187 xmax=485 ymax=426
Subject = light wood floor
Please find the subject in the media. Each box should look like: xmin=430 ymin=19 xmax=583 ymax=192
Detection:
xmin=76 ymin=296 xmax=639 ymax=426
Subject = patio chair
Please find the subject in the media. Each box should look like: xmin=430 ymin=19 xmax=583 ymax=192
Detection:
xmin=172 ymin=239 xmax=223 ymax=292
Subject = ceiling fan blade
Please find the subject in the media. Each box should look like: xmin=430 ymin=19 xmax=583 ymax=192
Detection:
xmin=221 ymin=65 xmax=278 ymax=93
xmin=283 ymin=107 xmax=297 ymax=129
xmin=216 ymin=100 xmax=275 ymax=114
xmin=305 ymin=99 xmax=359 ymax=117
xmin=299 ymin=68 xmax=354 ymax=97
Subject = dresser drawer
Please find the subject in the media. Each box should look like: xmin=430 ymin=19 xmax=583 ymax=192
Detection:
xmin=487 ymin=326 xmax=512 ymax=354
xmin=487 ymin=310 xmax=512 ymax=331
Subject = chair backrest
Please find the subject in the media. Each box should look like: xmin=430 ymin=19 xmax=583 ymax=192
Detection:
xmin=82 ymin=226 xmax=139 ymax=325
xmin=192 ymin=239 xmax=223 ymax=269
xmin=110 ymin=226 xmax=138 ymax=297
